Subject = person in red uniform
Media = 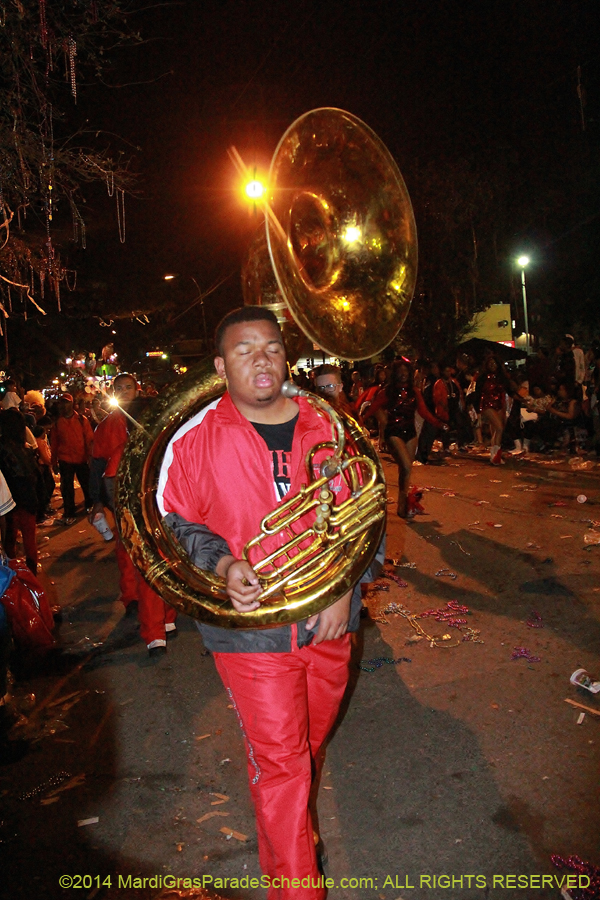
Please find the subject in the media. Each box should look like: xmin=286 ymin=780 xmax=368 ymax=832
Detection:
xmin=474 ymin=355 xmax=509 ymax=465
xmin=365 ymin=360 xmax=446 ymax=517
xmin=88 ymin=373 xmax=177 ymax=656
xmin=50 ymin=393 xmax=94 ymax=524
xmin=159 ymin=307 xmax=382 ymax=900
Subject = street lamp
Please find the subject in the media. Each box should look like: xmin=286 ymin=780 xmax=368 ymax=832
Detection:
xmin=517 ymin=255 xmax=530 ymax=355
xmin=245 ymin=179 xmax=265 ymax=200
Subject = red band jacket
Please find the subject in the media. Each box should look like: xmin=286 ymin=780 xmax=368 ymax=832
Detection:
xmin=159 ymin=392 xmax=383 ymax=652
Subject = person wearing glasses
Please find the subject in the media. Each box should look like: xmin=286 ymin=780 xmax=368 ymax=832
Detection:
xmin=313 ymin=364 xmax=354 ymax=415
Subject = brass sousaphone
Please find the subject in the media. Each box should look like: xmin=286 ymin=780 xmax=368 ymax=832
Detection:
xmin=114 ymin=108 xmax=418 ymax=628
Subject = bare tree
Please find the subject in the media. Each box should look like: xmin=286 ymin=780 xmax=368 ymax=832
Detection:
xmin=0 ymin=0 xmax=141 ymax=332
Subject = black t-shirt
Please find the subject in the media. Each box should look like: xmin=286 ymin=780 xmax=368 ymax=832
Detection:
xmin=251 ymin=413 xmax=298 ymax=500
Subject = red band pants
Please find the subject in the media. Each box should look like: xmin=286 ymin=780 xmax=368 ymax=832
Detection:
xmin=114 ymin=537 xmax=176 ymax=644
xmin=5 ymin=508 xmax=38 ymax=574
xmin=214 ymin=634 xmax=351 ymax=900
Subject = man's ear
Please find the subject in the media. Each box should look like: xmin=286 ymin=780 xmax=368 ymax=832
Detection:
xmin=214 ymin=356 xmax=226 ymax=379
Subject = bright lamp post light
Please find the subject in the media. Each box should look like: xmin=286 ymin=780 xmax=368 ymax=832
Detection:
xmin=517 ymin=256 xmax=530 ymax=355
xmin=245 ymin=179 xmax=265 ymax=200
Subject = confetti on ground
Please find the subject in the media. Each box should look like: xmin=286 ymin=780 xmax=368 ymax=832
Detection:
xmin=435 ymin=568 xmax=457 ymax=579
xmin=196 ymin=733 xmax=211 ymax=741
xmin=526 ymin=611 xmax=544 ymax=629
xmin=450 ymin=540 xmax=471 ymax=555
xmin=78 ymin=817 xmax=99 ymax=827
xmin=420 ymin=601 xmax=469 ymax=628
xmin=220 ymin=827 xmax=247 ymax=842
xmin=511 ymin=647 xmax=541 ymax=662
xmin=197 ymin=811 xmax=229 ymax=824
xmin=382 ymin=569 xmax=408 ymax=587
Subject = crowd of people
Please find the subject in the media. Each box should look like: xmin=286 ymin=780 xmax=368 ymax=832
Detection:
xmin=294 ymin=333 xmax=600 ymax=518
xmin=0 ymin=376 xmax=175 ymax=659
xmin=0 ymin=330 xmax=597 ymax=582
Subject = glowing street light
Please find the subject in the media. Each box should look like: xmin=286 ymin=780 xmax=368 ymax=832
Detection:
xmin=245 ymin=179 xmax=265 ymax=200
xmin=517 ymin=256 xmax=530 ymax=355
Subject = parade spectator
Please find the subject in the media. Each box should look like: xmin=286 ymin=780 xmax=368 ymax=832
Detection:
xmin=0 ymin=468 xmax=15 ymax=546
xmin=556 ymin=336 xmax=576 ymax=385
xmin=24 ymin=391 xmax=46 ymax=423
xmin=503 ymin=369 xmax=529 ymax=453
xmin=546 ymin=382 xmax=581 ymax=451
xmin=526 ymin=347 xmax=553 ymax=394
xmin=0 ymin=409 xmax=41 ymax=574
xmin=428 ymin=363 xmax=468 ymax=456
xmin=1 ymin=379 xmax=21 ymax=410
xmin=50 ymin=393 xmax=94 ymax=525
xmin=567 ymin=334 xmax=586 ymax=385
xmin=33 ymin=416 xmax=55 ymax=522
xmin=349 ymin=369 xmax=365 ymax=404
xmin=293 ymin=368 xmax=311 ymax=390
xmin=19 ymin=401 xmax=36 ymax=431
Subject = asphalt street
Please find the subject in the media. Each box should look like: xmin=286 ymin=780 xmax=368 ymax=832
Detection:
xmin=1 ymin=450 xmax=599 ymax=900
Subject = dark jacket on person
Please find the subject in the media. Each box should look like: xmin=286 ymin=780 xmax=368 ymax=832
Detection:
xmin=0 ymin=443 xmax=41 ymax=515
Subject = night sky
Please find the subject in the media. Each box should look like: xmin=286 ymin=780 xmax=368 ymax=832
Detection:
xmin=18 ymin=0 xmax=600 ymax=372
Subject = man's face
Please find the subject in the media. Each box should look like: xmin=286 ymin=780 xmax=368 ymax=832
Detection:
xmin=214 ymin=319 xmax=287 ymax=412
xmin=315 ymin=372 xmax=343 ymax=399
xmin=114 ymin=377 xmax=138 ymax=406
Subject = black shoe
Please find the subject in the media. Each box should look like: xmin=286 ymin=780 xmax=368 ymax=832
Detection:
xmin=124 ymin=600 xmax=139 ymax=619
xmin=165 ymin=627 xmax=178 ymax=641
xmin=148 ymin=645 xmax=167 ymax=658
xmin=315 ymin=839 xmax=328 ymax=874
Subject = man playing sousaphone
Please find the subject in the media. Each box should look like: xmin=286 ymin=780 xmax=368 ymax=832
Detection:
xmin=158 ymin=306 xmax=382 ymax=899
